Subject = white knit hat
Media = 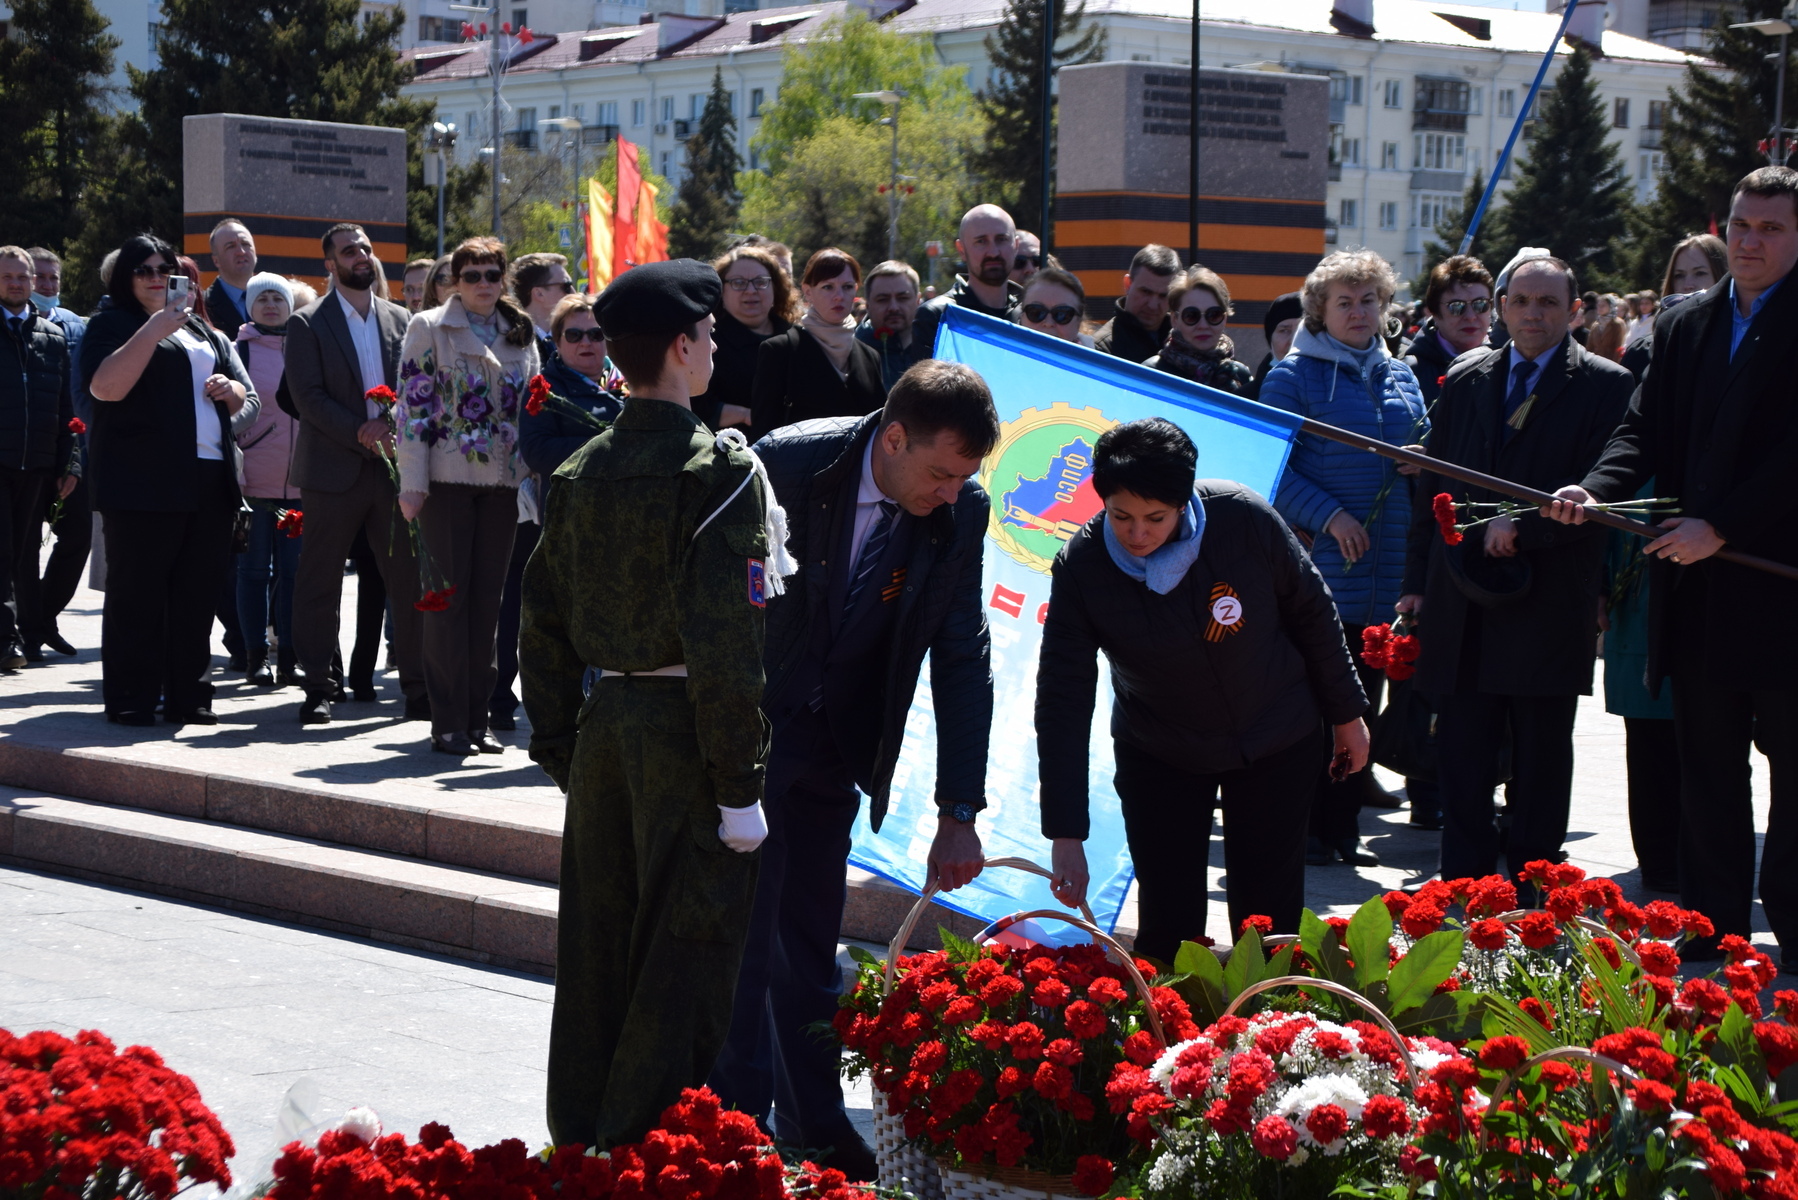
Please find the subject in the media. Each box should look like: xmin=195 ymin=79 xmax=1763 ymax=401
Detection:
xmin=244 ymin=271 xmax=294 ymax=312
xmin=1494 ymin=247 xmax=1555 ymax=294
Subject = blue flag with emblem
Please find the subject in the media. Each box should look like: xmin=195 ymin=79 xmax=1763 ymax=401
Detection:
xmin=846 ymin=305 xmax=1306 ymax=943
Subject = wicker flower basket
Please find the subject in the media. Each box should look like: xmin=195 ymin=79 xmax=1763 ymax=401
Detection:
xmin=933 ymin=1160 xmax=1081 ymax=1200
xmin=872 ymin=1103 xmax=944 ymax=1200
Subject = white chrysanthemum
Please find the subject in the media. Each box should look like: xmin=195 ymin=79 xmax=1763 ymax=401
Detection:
xmin=1145 ymin=1150 xmax=1193 ymax=1191
xmin=1288 ymin=1145 xmax=1310 ymax=1167
xmin=1406 ymin=1047 xmax=1456 ymax=1074
xmin=1272 ymin=1073 xmax=1371 ymax=1126
xmin=1151 ymin=1036 xmax=1209 ymax=1086
xmin=337 ymin=1106 xmax=383 ymax=1145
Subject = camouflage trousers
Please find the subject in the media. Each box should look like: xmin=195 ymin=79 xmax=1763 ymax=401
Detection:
xmin=546 ymin=677 xmax=761 ymax=1149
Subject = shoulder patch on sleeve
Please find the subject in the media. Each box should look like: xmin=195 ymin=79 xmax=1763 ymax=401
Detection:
xmin=747 ymin=558 xmax=767 ymax=608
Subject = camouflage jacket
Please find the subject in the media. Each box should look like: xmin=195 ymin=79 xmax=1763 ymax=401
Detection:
xmin=519 ymin=397 xmax=770 ymax=805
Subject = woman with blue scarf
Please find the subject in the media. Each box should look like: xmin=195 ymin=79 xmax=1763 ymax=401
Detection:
xmin=1259 ymin=250 xmax=1429 ymax=867
xmin=1033 ymin=418 xmax=1370 ymax=958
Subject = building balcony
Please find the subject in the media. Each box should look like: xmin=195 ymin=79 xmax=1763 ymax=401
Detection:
xmin=1639 ymin=127 xmax=1664 ymax=149
xmin=1410 ymin=169 xmax=1465 ymax=192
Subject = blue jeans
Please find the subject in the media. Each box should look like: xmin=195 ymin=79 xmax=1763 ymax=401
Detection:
xmin=236 ymin=499 xmax=302 ymax=670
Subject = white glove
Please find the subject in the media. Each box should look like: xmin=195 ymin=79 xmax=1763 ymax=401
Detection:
xmin=717 ymin=802 xmax=768 ymax=853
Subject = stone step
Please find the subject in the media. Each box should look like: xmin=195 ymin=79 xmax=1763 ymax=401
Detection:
xmin=0 ymin=787 xmax=558 ymax=973
xmin=0 ymin=739 xmax=983 ymax=950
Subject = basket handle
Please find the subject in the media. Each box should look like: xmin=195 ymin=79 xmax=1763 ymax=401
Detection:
xmin=970 ymin=908 xmax=1168 ymax=1050
xmin=1480 ymin=1047 xmax=1641 ymax=1150
xmin=1493 ymin=910 xmax=1644 ymax=968
xmin=882 ymin=856 xmax=1096 ymax=990
xmin=1222 ymin=976 xmax=1422 ymax=1093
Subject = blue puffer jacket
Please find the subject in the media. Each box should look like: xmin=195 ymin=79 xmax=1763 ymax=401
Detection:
xmin=1258 ymin=326 xmax=1429 ymax=627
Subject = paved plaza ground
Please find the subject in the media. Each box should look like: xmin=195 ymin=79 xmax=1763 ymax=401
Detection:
xmin=0 ymin=569 xmax=1781 ymax=1168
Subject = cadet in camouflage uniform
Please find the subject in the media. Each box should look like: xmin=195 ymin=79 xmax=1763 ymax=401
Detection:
xmin=520 ymin=259 xmax=786 ymax=1150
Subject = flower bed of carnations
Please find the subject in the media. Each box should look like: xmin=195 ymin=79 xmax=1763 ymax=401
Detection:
xmin=838 ymin=861 xmax=1798 ymax=1199
xmin=0 ymin=1027 xmax=867 ymax=1200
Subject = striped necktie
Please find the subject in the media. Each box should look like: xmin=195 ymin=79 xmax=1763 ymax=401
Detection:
xmin=844 ymin=500 xmax=899 ymax=615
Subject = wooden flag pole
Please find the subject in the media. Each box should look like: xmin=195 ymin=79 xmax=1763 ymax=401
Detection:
xmin=1297 ymin=417 xmax=1798 ymax=583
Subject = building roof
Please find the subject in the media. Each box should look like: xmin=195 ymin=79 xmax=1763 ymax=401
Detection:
xmin=400 ymin=0 xmax=1696 ymax=82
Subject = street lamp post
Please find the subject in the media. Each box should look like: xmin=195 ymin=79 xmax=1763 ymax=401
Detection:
xmin=542 ymin=115 xmax=586 ymax=286
xmin=1731 ymin=6 xmax=1796 ymax=166
xmin=426 ymin=122 xmax=457 ymax=258
xmin=854 ymin=89 xmax=906 ymax=261
xmin=450 ymin=2 xmax=516 ymax=234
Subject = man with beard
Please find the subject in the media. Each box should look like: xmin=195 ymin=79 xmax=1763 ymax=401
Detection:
xmin=911 ymin=205 xmax=1023 ymax=356
xmin=285 ymin=223 xmax=430 ymax=723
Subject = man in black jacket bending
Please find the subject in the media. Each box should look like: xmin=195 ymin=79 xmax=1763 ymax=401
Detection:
xmin=1547 ymin=166 xmax=1798 ymax=963
xmin=709 ymin=360 xmax=997 ymax=1178
xmin=1400 ymin=256 xmax=1634 ymax=899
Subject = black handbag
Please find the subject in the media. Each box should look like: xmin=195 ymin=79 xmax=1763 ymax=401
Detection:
xmin=230 ymin=503 xmax=254 ymax=555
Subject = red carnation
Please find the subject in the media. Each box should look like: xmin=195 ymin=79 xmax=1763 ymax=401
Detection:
xmin=365 ymin=384 xmax=398 ymax=408
xmin=1071 ymin=1155 xmax=1112 ymax=1197
xmin=1032 ymin=977 xmax=1071 ymax=1008
xmin=414 ymin=586 xmax=457 ymax=612
xmin=276 ymin=508 xmax=303 ymax=538
xmin=68 ymin=416 xmax=87 ymax=434
xmin=1122 ymin=1031 xmax=1160 ymax=1065
xmin=1063 ymin=999 xmax=1107 ymax=1039
xmin=1086 ymin=977 xmax=1127 ymax=1005
xmin=1519 ymin=997 xmax=1556 ymax=1031
xmin=1361 ymin=1093 xmax=1411 ymax=1139
xmin=1361 ymin=624 xmax=1394 ymax=671
xmin=1513 ymin=911 xmax=1559 ymax=949
xmin=1432 ymin=493 xmax=1463 ymax=545
xmin=1305 ymin=1103 xmax=1350 ymax=1147
xmin=1006 ymin=1022 xmax=1045 ymax=1060
xmin=1469 ymin=918 xmax=1509 ymax=951
xmin=1250 ymin=1114 xmax=1298 ymax=1160
xmin=526 ymin=373 xmax=552 ymax=416
xmin=1478 ymin=1035 xmax=1530 ymax=1073
xmin=980 ymin=975 xmax=1024 ymax=1008
xmin=1238 ymin=914 xmax=1273 ymax=938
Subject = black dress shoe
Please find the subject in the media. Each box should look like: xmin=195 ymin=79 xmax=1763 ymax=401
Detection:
xmin=228 ymin=654 xmax=248 ymax=672
xmin=431 ymin=732 xmax=477 ymax=755
xmin=352 ymin=686 xmax=379 ymax=703
xmin=469 ymin=730 xmax=505 ymax=754
xmin=43 ymin=632 xmax=77 ymax=657
xmin=247 ymin=661 xmax=275 ymax=686
xmin=1409 ymin=812 xmax=1444 ymax=831
xmin=166 ymin=708 xmax=219 ymax=726
xmin=489 ymin=711 xmax=517 ymax=732
xmin=107 ymin=710 xmax=157 ymax=727
xmin=298 ymin=695 xmax=333 ymax=725
xmin=404 ymin=695 xmax=432 ymax=721
xmin=276 ymin=667 xmax=300 ymax=687
xmin=330 ymin=682 xmax=350 ymax=703
xmin=0 ymin=643 xmax=25 ymax=670
xmin=22 ymin=643 xmax=45 ymax=663
xmin=1305 ymin=836 xmax=1333 ymax=866
xmin=1336 ymin=838 xmax=1381 ymax=867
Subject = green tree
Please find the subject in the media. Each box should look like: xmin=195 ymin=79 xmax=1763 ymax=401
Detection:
xmin=0 ymin=0 xmax=119 ymax=255
xmin=1415 ymin=167 xmax=1487 ymax=293
xmin=1616 ymin=0 xmax=1797 ymax=288
xmin=669 ymin=68 xmax=743 ymax=261
xmin=743 ymin=12 xmax=985 ymax=268
xmin=968 ymin=0 xmax=1105 ymax=236
xmin=1485 ymin=45 xmax=1632 ymax=290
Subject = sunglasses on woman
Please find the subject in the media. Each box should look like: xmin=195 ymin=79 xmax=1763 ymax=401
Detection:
xmin=460 ymin=268 xmax=504 ymax=284
xmin=725 ymin=276 xmax=773 ymax=292
xmin=1178 ymin=305 xmax=1228 ymax=326
xmin=132 ymin=262 xmax=175 ymax=278
xmin=1022 ymin=302 xmax=1080 ymax=327
xmin=561 ymin=327 xmax=604 ymax=344
xmin=1443 ymin=298 xmax=1492 ymax=316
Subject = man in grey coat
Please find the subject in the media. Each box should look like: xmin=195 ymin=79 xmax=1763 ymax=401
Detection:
xmin=285 ymin=223 xmax=428 ymax=724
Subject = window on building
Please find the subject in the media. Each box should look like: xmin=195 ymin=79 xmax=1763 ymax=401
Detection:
xmin=1340 ymin=137 xmax=1361 ymax=166
xmin=146 ymin=21 xmax=162 ymax=66
xmin=661 ymin=96 xmax=675 ymax=122
xmin=1130 ymin=53 xmax=1151 ymax=61
xmin=1413 ymin=76 xmax=1472 ymax=131
xmin=1413 ymin=132 xmax=1465 ymax=171
xmin=1379 ymin=201 xmax=1398 ymax=230
xmin=1414 ymin=192 xmax=1458 ymax=231
xmin=632 ymin=99 xmax=646 ymax=126
xmin=512 ymin=8 xmax=528 ymax=30
xmin=1340 ymin=199 xmax=1359 ymax=227
xmin=1613 ymin=98 xmax=1630 ymax=128
xmin=661 ymin=151 xmax=671 ymax=176
xmin=1383 ymin=79 xmax=1403 ymax=109
xmin=1381 ymin=141 xmax=1399 ymax=169
xmin=1647 ymin=100 xmax=1668 ymax=129
xmin=418 ymin=15 xmax=455 ymax=41
xmin=750 ymin=146 xmax=762 ymax=170
xmin=691 ymin=93 xmax=705 ymax=119
xmin=1497 ymin=88 xmax=1516 ymax=118
xmin=1470 ymin=87 xmax=1482 ymax=115
xmin=1330 ymin=74 xmax=1363 ymax=105
xmin=548 ymin=105 xmax=561 ymax=121
xmin=1640 ymin=152 xmax=1666 ymax=181
xmin=596 ymin=101 xmax=618 ymax=127
xmin=750 ymin=87 xmax=765 ymax=116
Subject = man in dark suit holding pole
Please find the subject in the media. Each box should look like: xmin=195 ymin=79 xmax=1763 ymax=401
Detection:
xmin=285 ymin=223 xmax=428 ymax=724
xmin=1398 ymin=255 xmax=1634 ymax=899
xmin=1548 ymin=166 xmax=1798 ymax=963
xmin=708 ymin=360 xmax=997 ymax=1178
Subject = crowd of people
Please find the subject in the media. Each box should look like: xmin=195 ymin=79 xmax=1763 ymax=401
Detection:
xmin=4 ymin=166 xmax=1798 ymax=1167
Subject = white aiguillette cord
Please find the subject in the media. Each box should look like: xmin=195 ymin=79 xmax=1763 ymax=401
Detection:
xmin=691 ymin=427 xmax=799 ymax=596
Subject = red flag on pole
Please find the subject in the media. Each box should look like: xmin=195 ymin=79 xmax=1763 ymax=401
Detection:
xmin=614 ymin=138 xmax=642 ymax=272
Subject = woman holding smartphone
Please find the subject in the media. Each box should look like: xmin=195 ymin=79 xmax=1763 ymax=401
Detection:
xmin=83 ymin=234 xmax=258 ymax=726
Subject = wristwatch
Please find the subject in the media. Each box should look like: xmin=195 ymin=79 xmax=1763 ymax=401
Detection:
xmin=941 ymin=800 xmax=980 ymax=825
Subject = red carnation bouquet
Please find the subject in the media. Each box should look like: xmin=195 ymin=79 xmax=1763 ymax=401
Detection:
xmin=836 ymin=935 xmax=1185 ymax=1190
xmin=0 ymin=1027 xmax=235 ymax=1200
xmin=524 ymin=373 xmax=551 ymax=417
xmin=1359 ymin=618 xmax=1420 ymax=681
xmin=364 ymin=386 xmax=456 ymax=612
xmin=276 ymin=508 xmax=304 ymax=539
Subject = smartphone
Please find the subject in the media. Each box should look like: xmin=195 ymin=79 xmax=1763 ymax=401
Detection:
xmin=165 ymin=275 xmax=193 ymax=312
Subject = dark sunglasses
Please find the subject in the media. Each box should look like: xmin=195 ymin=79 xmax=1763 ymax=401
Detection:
xmin=1014 ymin=254 xmax=1043 ymax=270
xmin=433 ymin=273 xmax=452 ymax=286
xmin=1022 ymin=302 xmax=1080 ymax=327
xmin=540 ymin=280 xmax=576 ymax=295
xmin=460 ymin=268 xmax=504 ymax=284
xmin=561 ymin=327 xmax=604 ymax=344
xmin=1178 ymin=305 xmax=1228 ymax=326
xmin=132 ymin=262 xmax=175 ymax=278
xmin=1443 ymin=298 xmax=1492 ymax=316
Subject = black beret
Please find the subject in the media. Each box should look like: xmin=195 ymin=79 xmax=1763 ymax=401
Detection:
xmin=1263 ymin=292 xmax=1302 ymax=341
xmin=593 ymin=259 xmax=721 ymax=339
